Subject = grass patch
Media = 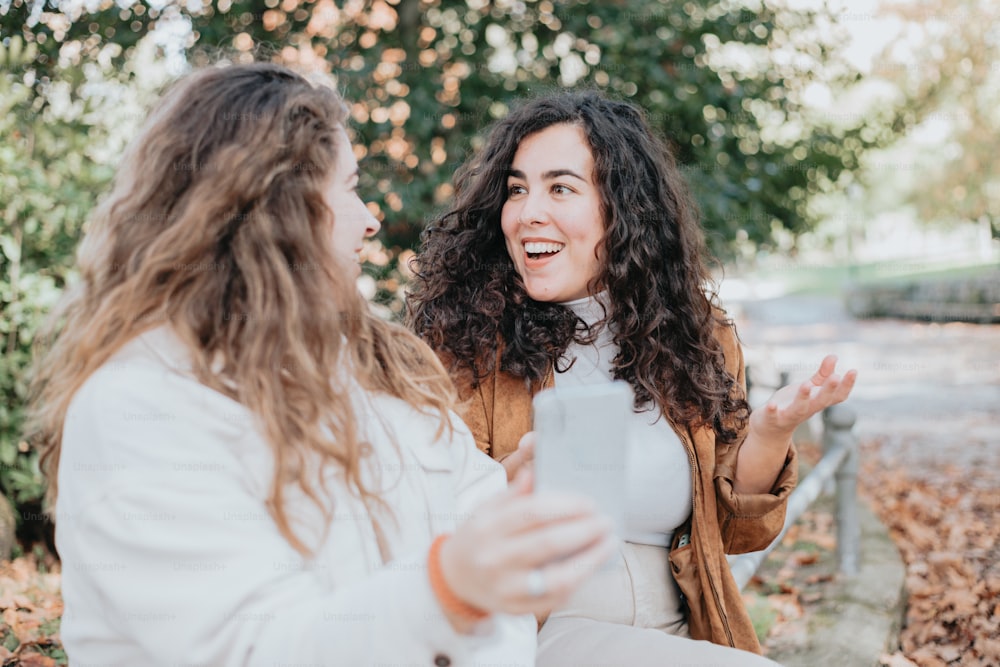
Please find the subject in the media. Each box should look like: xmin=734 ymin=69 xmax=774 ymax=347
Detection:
xmin=744 ymin=592 xmax=779 ymax=644
xmin=737 ymin=260 xmax=999 ymax=296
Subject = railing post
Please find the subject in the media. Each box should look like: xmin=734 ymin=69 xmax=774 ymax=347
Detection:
xmin=820 ymin=402 xmax=839 ymax=495
xmin=824 ymin=404 xmax=860 ymax=576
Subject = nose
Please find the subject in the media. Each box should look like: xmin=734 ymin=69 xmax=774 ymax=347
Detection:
xmin=515 ymin=189 xmax=550 ymax=226
xmin=364 ymin=206 xmax=381 ymax=238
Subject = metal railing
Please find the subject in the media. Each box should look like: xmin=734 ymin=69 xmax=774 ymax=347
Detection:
xmin=729 ymin=400 xmax=860 ymax=590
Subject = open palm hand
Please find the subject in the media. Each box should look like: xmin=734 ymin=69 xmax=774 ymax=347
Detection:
xmin=749 ymin=355 xmax=857 ymax=444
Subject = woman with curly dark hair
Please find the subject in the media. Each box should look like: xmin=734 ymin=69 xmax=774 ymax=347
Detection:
xmin=408 ymin=91 xmax=856 ymax=665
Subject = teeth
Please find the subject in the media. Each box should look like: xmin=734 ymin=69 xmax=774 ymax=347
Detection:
xmin=524 ymin=242 xmax=565 ymax=254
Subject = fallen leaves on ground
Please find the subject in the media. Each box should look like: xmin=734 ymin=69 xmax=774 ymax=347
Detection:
xmin=743 ymin=504 xmax=838 ymax=656
xmin=0 ymin=552 xmax=64 ymax=666
xmin=743 ymin=441 xmax=841 ymax=656
xmin=747 ymin=436 xmax=999 ymax=667
xmin=861 ymin=437 xmax=999 ymax=667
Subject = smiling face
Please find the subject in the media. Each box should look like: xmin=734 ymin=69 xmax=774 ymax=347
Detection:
xmin=500 ymin=123 xmax=606 ymax=303
xmin=324 ymin=127 xmax=381 ymax=276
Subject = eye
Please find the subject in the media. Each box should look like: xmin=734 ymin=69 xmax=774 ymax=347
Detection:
xmin=552 ymin=184 xmax=573 ymax=195
xmin=507 ymin=183 xmax=527 ymax=196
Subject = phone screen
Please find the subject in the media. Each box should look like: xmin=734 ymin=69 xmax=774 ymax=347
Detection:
xmin=532 ymin=381 xmax=631 ymax=538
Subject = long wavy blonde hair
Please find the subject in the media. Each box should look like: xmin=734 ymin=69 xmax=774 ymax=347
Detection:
xmin=28 ymin=63 xmax=455 ymax=555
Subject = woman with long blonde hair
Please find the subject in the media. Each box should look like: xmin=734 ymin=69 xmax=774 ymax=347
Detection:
xmin=28 ymin=63 xmax=614 ymax=666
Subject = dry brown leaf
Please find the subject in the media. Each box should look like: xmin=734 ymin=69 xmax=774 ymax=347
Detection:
xmin=1 ymin=609 xmax=19 ymax=637
xmin=791 ymin=552 xmax=819 ymax=566
xmin=934 ymin=643 xmax=964 ymax=663
xmin=860 ymin=440 xmax=999 ymax=667
xmin=800 ymin=591 xmax=823 ymax=604
xmin=908 ymin=646 xmax=948 ymax=667
xmin=16 ymin=654 xmax=57 ymax=667
xmin=974 ymin=636 xmax=1000 ymax=660
xmin=941 ymin=588 xmax=980 ymax=615
xmin=10 ymin=595 xmax=32 ymax=611
xmin=778 ymin=581 xmax=799 ymax=595
xmin=879 ymin=651 xmax=919 ymax=667
xmin=767 ymin=593 xmax=803 ymax=621
xmin=803 ymin=572 xmax=834 ymax=585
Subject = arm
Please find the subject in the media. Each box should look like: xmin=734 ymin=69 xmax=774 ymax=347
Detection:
xmin=712 ymin=326 xmax=856 ymax=553
xmin=712 ymin=325 xmax=797 ymax=554
xmin=56 ymin=371 xmax=518 ymax=667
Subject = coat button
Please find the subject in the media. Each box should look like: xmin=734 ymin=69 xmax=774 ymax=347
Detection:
xmin=433 ymin=655 xmax=451 ymax=667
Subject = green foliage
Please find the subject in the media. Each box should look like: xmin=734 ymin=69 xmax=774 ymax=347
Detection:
xmin=870 ymin=0 xmax=1000 ymax=232
xmin=5 ymin=0 xmax=892 ymax=314
xmin=0 ymin=34 xmax=116 ymax=524
xmin=183 ymin=0 xmax=888 ymax=311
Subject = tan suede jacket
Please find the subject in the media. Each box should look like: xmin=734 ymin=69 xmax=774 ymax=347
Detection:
xmin=447 ymin=322 xmax=797 ymax=653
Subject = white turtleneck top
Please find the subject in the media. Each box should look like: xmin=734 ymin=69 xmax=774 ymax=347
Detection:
xmin=554 ymin=293 xmax=692 ymax=547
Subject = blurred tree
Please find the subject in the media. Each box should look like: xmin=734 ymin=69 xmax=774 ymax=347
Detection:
xmin=875 ymin=0 xmax=1000 ymax=237
xmin=4 ymin=0 xmax=890 ymax=314
xmin=189 ymin=0 xmax=887 ymax=310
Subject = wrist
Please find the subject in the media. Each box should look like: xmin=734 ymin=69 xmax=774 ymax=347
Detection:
xmin=747 ymin=421 xmax=794 ymax=449
xmin=428 ymin=534 xmax=490 ymax=629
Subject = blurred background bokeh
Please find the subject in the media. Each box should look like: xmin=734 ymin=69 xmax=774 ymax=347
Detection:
xmin=2 ymin=0 xmax=998 ymax=556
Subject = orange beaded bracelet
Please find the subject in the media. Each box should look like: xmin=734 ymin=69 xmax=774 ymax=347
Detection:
xmin=427 ymin=534 xmax=491 ymax=622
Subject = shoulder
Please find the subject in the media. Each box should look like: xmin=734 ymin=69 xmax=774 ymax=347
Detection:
xmin=356 ymin=390 xmax=476 ymax=466
xmin=59 ymin=328 xmax=263 ymax=512
xmin=64 ymin=328 xmax=252 ymax=470
xmin=72 ymin=327 xmax=243 ymax=422
xmin=431 ymin=339 xmax=504 ymax=402
xmin=710 ymin=311 xmax=738 ymax=347
xmin=709 ymin=307 xmax=743 ymax=371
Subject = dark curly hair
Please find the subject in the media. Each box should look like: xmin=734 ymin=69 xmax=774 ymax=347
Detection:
xmin=407 ymin=90 xmax=748 ymax=443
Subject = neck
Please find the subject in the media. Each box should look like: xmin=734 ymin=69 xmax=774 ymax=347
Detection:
xmin=559 ymin=290 xmax=611 ymax=327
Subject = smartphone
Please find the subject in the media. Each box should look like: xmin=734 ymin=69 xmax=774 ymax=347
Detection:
xmin=532 ymin=381 xmax=631 ymax=537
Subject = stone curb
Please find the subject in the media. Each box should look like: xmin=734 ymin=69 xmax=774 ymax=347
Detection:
xmin=765 ymin=500 xmax=906 ymax=667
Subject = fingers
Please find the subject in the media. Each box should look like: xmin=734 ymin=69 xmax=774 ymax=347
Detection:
xmin=500 ymin=449 xmax=526 ymax=482
xmin=518 ymin=431 xmax=536 ymax=460
xmin=447 ymin=492 xmax=615 ymax=615
xmin=763 ymin=358 xmax=858 ymax=425
xmin=510 ymin=466 xmax=534 ymax=495
xmin=810 ymin=363 xmax=858 ymax=407
xmin=799 ymin=356 xmax=858 ymax=404
xmin=508 ymin=532 xmax=618 ymax=614
xmin=500 ymin=432 xmax=537 ymax=482
xmin=810 ymin=354 xmax=839 ymax=386
xmin=499 ymin=512 xmax=614 ymax=568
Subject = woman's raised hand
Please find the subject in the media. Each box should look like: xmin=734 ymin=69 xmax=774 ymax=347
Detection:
xmin=439 ymin=468 xmax=615 ymax=620
xmin=750 ymin=354 xmax=857 ymax=443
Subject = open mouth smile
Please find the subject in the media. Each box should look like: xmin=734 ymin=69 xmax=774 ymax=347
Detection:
xmin=524 ymin=241 xmax=565 ymax=260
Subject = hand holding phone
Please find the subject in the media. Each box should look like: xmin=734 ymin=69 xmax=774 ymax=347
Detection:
xmin=532 ymin=381 xmax=632 ymax=538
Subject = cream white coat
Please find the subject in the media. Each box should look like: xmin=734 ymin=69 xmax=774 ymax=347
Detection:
xmin=56 ymin=327 xmax=535 ymax=667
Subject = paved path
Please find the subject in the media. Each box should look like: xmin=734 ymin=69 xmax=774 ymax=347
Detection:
xmin=730 ymin=293 xmax=1000 ymax=470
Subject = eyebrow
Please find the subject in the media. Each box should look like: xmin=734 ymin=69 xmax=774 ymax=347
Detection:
xmin=508 ymin=168 xmax=588 ymax=183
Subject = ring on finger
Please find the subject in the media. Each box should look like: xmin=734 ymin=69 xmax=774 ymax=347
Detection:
xmin=526 ymin=568 xmax=547 ymax=598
